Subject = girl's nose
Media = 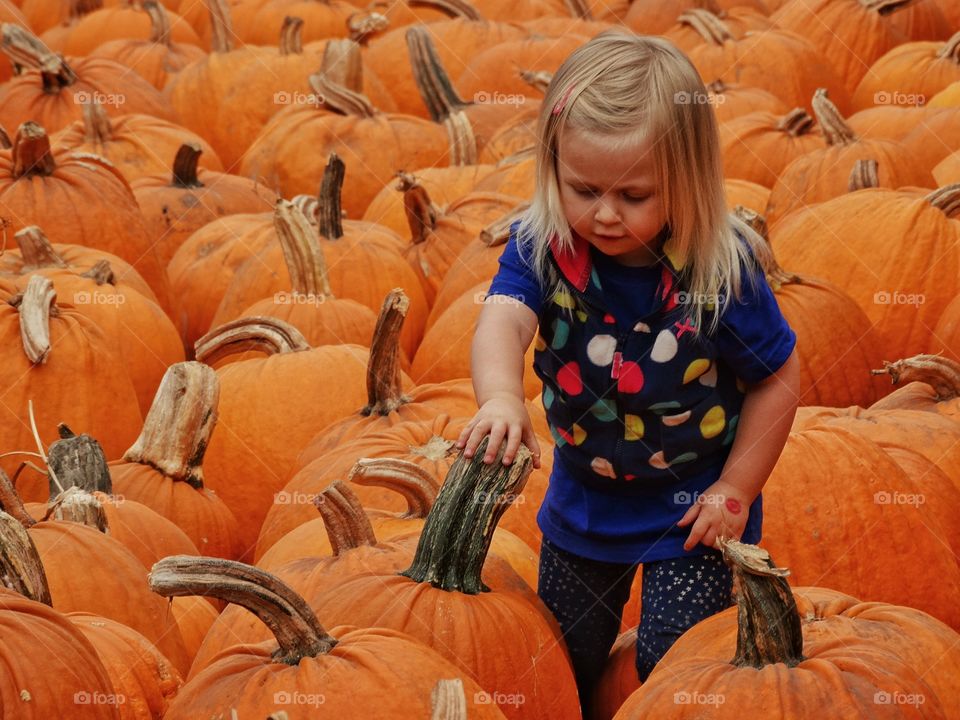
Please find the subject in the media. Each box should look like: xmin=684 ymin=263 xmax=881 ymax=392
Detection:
xmin=594 ymin=197 xmax=620 ymax=224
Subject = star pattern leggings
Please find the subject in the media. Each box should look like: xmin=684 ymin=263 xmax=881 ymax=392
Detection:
xmin=537 ymin=537 xmax=734 ymax=710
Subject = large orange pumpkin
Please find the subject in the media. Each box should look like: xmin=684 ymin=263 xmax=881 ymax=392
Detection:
xmin=719 ymin=107 xmax=822 ymax=187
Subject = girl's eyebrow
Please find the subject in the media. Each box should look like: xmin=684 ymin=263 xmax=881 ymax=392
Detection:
xmin=566 ymin=178 xmax=653 ymax=192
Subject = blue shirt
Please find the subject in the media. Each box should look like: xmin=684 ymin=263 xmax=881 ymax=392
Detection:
xmin=487 ymin=230 xmax=796 ymax=563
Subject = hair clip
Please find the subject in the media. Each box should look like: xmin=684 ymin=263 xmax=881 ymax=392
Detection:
xmin=552 ymin=84 xmax=575 ymax=115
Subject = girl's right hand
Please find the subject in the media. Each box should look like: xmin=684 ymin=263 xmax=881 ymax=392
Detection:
xmin=455 ymin=394 xmax=542 ymax=469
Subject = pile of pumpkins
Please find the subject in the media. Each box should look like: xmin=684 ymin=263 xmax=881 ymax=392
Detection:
xmin=1 ymin=0 xmax=960 ymax=717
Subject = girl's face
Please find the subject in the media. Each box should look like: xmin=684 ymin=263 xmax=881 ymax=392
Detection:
xmin=556 ymin=127 xmax=668 ymax=267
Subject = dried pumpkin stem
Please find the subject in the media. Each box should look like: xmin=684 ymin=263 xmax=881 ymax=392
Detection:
xmin=143 ymin=0 xmax=171 ymax=46
xmin=562 ymin=0 xmax=593 ymax=19
xmin=123 ymin=361 xmax=219 ymax=489
xmin=172 ymin=143 xmax=204 ymax=188
xmin=481 ymin=202 xmax=531 ymax=247
xmin=678 ymin=9 xmax=734 ymax=45
xmin=0 ymin=506 xmax=51 ymax=605
xmin=732 ymin=206 xmax=800 ymax=290
xmin=314 ymin=480 xmax=378 ymax=555
xmin=16 ymin=275 xmax=56 ymax=364
xmin=937 ymin=31 xmax=960 ymax=64
xmin=859 ymin=0 xmax=916 ymax=14
xmin=402 ymin=437 xmax=532 ymax=594
xmin=81 ymin=101 xmax=112 ymax=145
xmin=431 ymin=678 xmax=468 ymax=720
xmin=46 ymin=426 xmax=112 ymax=499
xmin=12 ymin=122 xmax=55 ymax=178
xmin=320 ymin=39 xmax=364 ymax=91
xmin=811 ymin=88 xmax=856 ymax=146
xmin=278 ymin=15 xmax=303 ymax=54
xmin=924 ymin=184 xmax=960 ymax=218
xmin=15 ymin=226 xmax=68 ymax=269
xmin=348 ymin=9 xmax=390 ymax=44
xmin=0 ymin=25 xmax=77 ymax=87
xmin=718 ymin=538 xmax=803 ymax=668
xmin=403 ymin=182 xmax=439 ymax=245
xmin=0 ymin=469 xmax=37 ymax=530
xmin=274 ymin=199 xmax=332 ymax=298
xmin=0 ymin=125 xmax=10 ymax=150
xmin=195 ymin=317 xmax=311 ymax=364
xmin=309 ymin=73 xmax=376 ymax=118
xmin=406 ymin=26 xmax=466 ymax=121
xmin=363 ymin=289 xmax=411 ymax=415
xmin=316 ymin=153 xmax=346 ymax=240
xmin=49 ymin=487 xmax=108 ymax=533
xmin=848 ymin=158 xmax=879 ymax=192
xmin=348 ymin=458 xmax=438 ymax=518
xmin=149 ymin=555 xmax=338 ymax=664
xmin=207 ymin=0 xmax=234 ymax=53
xmin=444 ymin=110 xmax=478 ymax=166
xmin=407 ymin=0 xmax=482 ymax=20
xmin=871 ymin=354 xmax=960 ymax=400
xmin=776 ymin=108 xmax=815 ymax=137
xmin=80 ymin=260 xmax=115 ymax=285
xmin=519 ymin=70 xmax=552 ymax=95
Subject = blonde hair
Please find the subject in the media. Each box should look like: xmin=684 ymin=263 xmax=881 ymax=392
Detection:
xmin=517 ymin=29 xmax=765 ymax=335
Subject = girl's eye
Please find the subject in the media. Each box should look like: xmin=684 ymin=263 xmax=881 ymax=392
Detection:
xmin=575 ymin=188 xmax=598 ymax=198
xmin=623 ymin=194 xmax=649 ymax=203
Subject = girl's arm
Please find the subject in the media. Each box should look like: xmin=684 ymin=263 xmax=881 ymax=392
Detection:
xmin=456 ymin=299 xmax=542 ymax=467
xmin=679 ymin=347 xmax=801 ymax=551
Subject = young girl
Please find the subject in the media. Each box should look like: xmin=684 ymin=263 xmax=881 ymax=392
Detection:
xmin=455 ymin=30 xmax=800 ymax=712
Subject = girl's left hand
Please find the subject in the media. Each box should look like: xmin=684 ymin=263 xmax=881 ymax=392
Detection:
xmin=677 ymin=480 xmax=753 ymax=551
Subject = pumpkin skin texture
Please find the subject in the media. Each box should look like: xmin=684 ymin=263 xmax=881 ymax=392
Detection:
xmin=719 ymin=108 xmax=822 ymax=188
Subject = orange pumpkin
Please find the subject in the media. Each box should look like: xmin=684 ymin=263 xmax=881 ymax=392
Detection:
xmin=723 ymin=178 xmax=770 ymax=214
xmin=706 ymin=80 xmax=790 ymax=124
xmin=719 ymin=108 xmax=822 ymax=187
xmin=665 ymin=7 xmax=773 ymax=54
xmin=623 ymin=0 xmax=768 ymax=35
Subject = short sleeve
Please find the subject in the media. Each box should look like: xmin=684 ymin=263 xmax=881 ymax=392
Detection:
xmin=715 ymin=244 xmax=797 ymax=384
xmin=485 ymin=221 xmax=543 ymax=316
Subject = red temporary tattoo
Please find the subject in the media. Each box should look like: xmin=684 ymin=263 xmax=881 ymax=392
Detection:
xmin=725 ymin=498 xmax=742 ymax=514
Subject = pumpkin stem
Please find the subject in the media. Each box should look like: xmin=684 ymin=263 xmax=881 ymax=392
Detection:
xmin=431 ymin=678 xmax=468 ymax=719
xmin=732 ymin=206 xmax=800 ymax=290
xmin=274 ymin=199 xmax=333 ymax=298
xmin=719 ymin=538 xmax=803 ymax=668
xmin=46 ymin=429 xmax=112 ymax=499
xmin=148 ymin=555 xmax=339 ymax=664
xmin=207 ymin=0 xmax=234 ymax=53
xmin=0 ymin=25 xmax=78 ymax=88
xmin=859 ymin=0 xmax=919 ymax=14
xmin=0 ymin=124 xmax=10 ymax=150
xmin=0 ymin=469 xmax=37 ymax=531
xmin=407 ymin=0 xmax=483 ymax=20
xmin=278 ymin=15 xmax=303 ymax=55
xmin=15 ymin=275 xmax=56 ymax=364
xmin=775 ymin=108 xmax=815 ymax=137
xmin=406 ymin=26 xmax=466 ymax=121
xmin=15 ymin=226 xmax=68 ymax=269
xmin=195 ymin=316 xmax=312 ymax=364
xmin=316 ymin=153 xmax=346 ymax=239
xmin=678 ymin=9 xmax=734 ymax=45
xmin=562 ymin=0 xmax=593 ymax=20
xmin=0 ymin=502 xmax=52 ymax=605
xmin=363 ymin=288 xmax=411 ymax=415
xmin=924 ymin=183 xmax=960 ymax=218
xmin=811 ymin=88 xmax=856 ymax=146
xmin=348 ymin=458 xmax=438 ymax=518
xmin=848 ymin=158 xmax=879 ymax=192
xmin=12 ymin=122 xmax=55 ymax=178
xmin=444 ymin=110 xmax=478 ymax=166
xmin=403 ymin=179 xmax=439 ymax=245
xmin=871 ymin=354 xmax=960 ymax=400
xmin=172 ymin=143 xmax=204 ymax=188
xmin=937 ymin=31 xmax=960 ymax=65
xmin=48 ymin=486 xmax=108 ymax=533
xmin=309 ymin=72 xmax=376 ymax=118
xmin=79 ymin=259 xmax=116 ymax=285
xmin=481 ymin=202 xmax=531 ymax=247
xmin=143 ymin=0 xmax=172 ymax=46
xmin=314 ymin=480 xmax=378 ymax=556
xmin=401 ymin=437 xmax=532 ymax=594
xmin=347 ymin=8 xmax=390 ymax=45
xmin=81 ymin=100 xmax=112 ymax=146
xmin=320 ymin=39 xmax=364 ymax=92
xmin=123 ymin=362 xmax=219 ymax=489
xmin=519 ymin=70 xmax=552 ymax=95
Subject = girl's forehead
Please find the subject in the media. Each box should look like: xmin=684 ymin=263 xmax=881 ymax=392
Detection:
xmin=556 ymin=127 xmax=659 ymax=182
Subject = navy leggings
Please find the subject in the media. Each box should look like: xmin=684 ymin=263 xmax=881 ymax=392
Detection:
xmin=537 ymin=537 xmax=733 ymax=710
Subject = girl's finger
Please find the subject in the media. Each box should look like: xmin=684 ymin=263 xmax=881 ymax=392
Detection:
xmin=676 ymin=502 xmax=701 ymax=528
xmin=522 ymin=426 xmax=542 ymax=468
xmin=455 ymin=421 xmax=475 ymax=448
xmin=502 ymin=424 xmax=523 ymax=465
xmin=683 ymin=513 xmax=711 ymax=551
xmin=462 ymin=421 xmax=489 ymax=458
xmin=483 ymin=422 xmax=508 ymax=463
